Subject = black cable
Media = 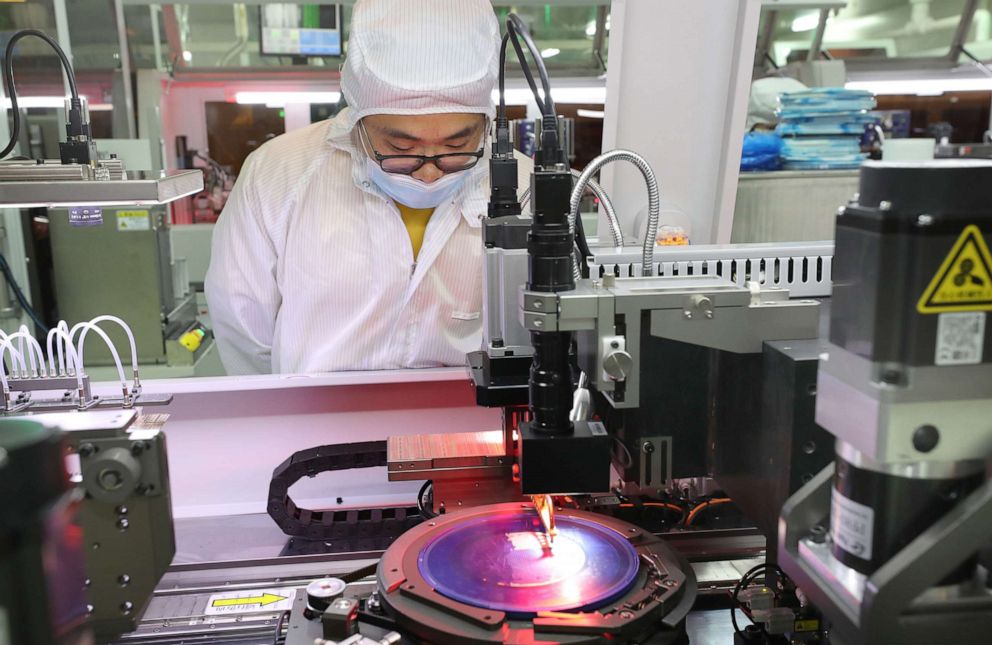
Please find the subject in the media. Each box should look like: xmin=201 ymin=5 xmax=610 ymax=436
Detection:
xmin=505 ymin=26 xmax=547 ymax=116
xmin=1 ymin=29 xmax=81 ymax=160
xmin=573 ymin=206 xmax=592 ymax=277
xmin=417 ymin=480 xmax=437 ymax=519
xmin=271 ymin=609 xmax=290 ymax=645
xmin=0 ymin=252 xmax=48 ymax=334
xmin=498 ymin=33 xmax=509 ymax=126
xmin=341 ymin=561 xmax=380 ymax=584
xmin=507 ymin=14 xmax=556 ymax=119
xmin=730 ymin=563 xmax=789 ymax=638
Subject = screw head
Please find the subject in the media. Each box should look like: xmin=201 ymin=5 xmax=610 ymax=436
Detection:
xmin=98 ymin=469 xmax=124 ymax=491
xmin=533 ymin=300 xmax=544 ymax=309
xmin=683 ymin=311 xmax=693 ymax=320
xmin=917 ymin=214 xmax=934 ymax=227
xmin=118 ymin=574 xmax=131 ymax=587
xmin=879 ymin=200 xmax=892 ymax=211
xmin=641 ymin=441 xmax=655 ymax=454
xmin=619 ymin=610 xmax=634 ymax=619
xmin=913 ymin=424 xmax=940 ymax=453
xmin=120 ymin=601 xmax=133 ymax=615
xmin=117 ymin=518 xmax=130 ymax=531
xmin=79 ymin=443 xmax=96 ymax=458
xmin=663 ymin=579 xmax=677 ymax=588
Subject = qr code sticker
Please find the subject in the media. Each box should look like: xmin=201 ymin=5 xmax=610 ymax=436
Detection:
xmin=936 ymin=312 xmax=986 ymax=366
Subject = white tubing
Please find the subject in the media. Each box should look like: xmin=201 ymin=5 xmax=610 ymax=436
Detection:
xmin=0 ymin=329 xmax=25 ymax=377
xmin=17 ymin=325 xmax=46 ymax=377
xmin=45 ymin=326 xmax=85 ymax=394
xmin=74 ymin=316 xmax=139 ymax=385
xmin=69 ymin=322 xmax=127 ymax=389
xmin=46 ymin=321 xmax=71 ymax=375
xmin=0 ymin=338 xmax=26 ymax=400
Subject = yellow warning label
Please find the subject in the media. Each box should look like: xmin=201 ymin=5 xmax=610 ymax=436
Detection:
xmin=917 ymin=225 xmax=992 ymax=314
xmin=794 ymin=619 xmax=820 ymax=632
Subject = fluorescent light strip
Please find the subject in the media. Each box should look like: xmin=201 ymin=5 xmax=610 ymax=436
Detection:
xmin=846 ymin=78 xmax=992 ymax=96
xmin=494 ymin=86 xmax=606 ymax=106
xmin=0 ymin=96 xmax=111 ymax=110
xmin=235 ymin=91 xmax=342 ymax=106
xmin=576 ymin=108 xmax=605 ymax=119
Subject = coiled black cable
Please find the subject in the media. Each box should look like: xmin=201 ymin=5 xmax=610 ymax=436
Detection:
xmin=1 ymin=29 xmax=81 ymax=160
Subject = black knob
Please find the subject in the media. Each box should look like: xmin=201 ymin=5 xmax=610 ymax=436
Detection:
xmin=912 ymin=425 xmax=940 ymax=453
xmin=306 ymin=578 xmax=346 ymax=614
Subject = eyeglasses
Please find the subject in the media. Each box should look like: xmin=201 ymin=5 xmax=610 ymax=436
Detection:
xmin=359 ymin=121 xmax=486 ymax=175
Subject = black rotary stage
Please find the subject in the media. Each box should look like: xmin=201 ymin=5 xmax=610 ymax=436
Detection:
xmin=376 ymin=503 xmax=696 ymax=644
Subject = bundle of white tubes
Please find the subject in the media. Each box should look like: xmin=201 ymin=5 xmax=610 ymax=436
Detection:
xmin=0 ymin=315 xmax=140 ymax=408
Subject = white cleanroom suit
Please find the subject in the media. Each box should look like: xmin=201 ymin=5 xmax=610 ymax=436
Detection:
xmin=206 ymin=0 xmax=523 ymax=374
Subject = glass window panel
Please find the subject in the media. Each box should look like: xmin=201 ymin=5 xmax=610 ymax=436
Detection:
xmin=763 ymin=0 xmax=972 ymax=66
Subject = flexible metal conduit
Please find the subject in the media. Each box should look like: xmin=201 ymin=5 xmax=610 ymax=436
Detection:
xmin=520 ymin=170 xmax=624 ymax=249
xmin=571 ymin=149 xmax=660 ymax=277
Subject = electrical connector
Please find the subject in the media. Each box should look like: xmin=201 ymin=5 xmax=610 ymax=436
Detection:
xmin=59 ymin=97 xmax=97 ymax=165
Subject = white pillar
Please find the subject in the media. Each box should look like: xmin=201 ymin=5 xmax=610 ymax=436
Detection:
xmin=600 ymin=0 xmax=762 ymax=244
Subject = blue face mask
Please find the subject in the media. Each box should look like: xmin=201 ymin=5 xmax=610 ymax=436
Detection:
xmin=365 ymin=158 xmax=468 ymax=209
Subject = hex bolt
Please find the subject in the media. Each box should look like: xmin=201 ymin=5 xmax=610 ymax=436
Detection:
xmin=809 ymin=524 xmax=828 ymax=544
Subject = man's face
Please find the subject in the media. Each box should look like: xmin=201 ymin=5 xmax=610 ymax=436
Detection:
xmin=361 ymin=113 xmax=487 ymax=184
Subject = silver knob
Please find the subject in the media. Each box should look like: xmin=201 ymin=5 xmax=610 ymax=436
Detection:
xmin=603 ymin=350 xmax=633 ymax=381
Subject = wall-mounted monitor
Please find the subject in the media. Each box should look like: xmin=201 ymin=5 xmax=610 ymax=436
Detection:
xmin=260 ymin=4 xmax=342 ymax=57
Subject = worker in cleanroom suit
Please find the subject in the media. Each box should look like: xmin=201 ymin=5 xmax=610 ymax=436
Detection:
xmin=206 ymin=0 xmax=526 ymax=374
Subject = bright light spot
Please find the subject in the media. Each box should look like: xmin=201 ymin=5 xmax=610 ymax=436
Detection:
xmin=541 ymin=48 xmax=560 ymax=59
xmin=576 ymin=108 xmax=605 ymax=119
xmin=845 ymin=78 xmax=992 ymax=96
xmin=234 ymin=91 xmax=342 ymax=106
xmin=791 ymin=12 xmax=821 ymax=32
xmin=585 ymin=15 xmax=610 ymax=37
xmin=182 ymin=50 xmax=193 ymax=63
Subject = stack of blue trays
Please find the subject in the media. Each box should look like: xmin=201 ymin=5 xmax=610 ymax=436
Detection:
xmin=776 ymin=88 xmax=876 ymax=170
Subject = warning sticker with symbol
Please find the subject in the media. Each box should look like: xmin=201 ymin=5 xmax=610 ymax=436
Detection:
xmin=917 ymin=225 xmax=992 ymax=314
